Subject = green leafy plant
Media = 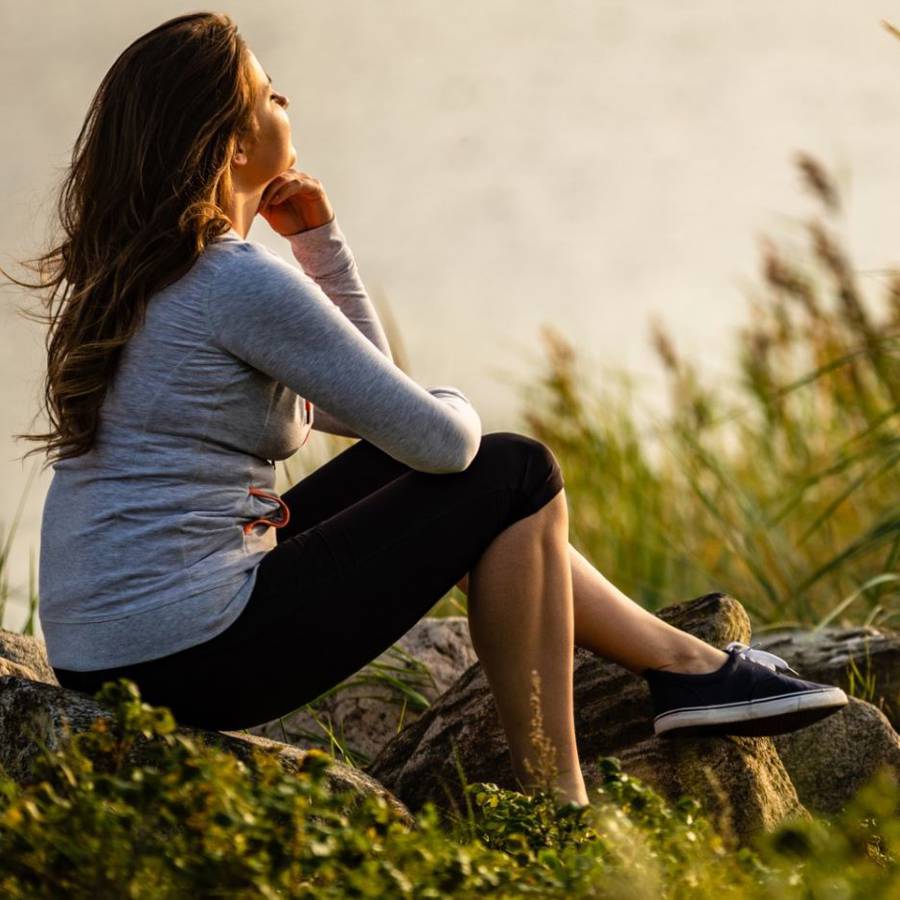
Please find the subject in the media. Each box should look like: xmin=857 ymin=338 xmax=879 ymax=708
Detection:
xmin=0 ymin=653 xmax=896 ymax=896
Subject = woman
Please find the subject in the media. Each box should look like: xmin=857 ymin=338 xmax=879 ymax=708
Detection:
xmin=9 ymin=12 xmax=847 ymax=811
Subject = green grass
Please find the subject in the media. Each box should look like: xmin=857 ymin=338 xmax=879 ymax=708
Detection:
xmin=0 ymin=675 xmax=895 ymax=897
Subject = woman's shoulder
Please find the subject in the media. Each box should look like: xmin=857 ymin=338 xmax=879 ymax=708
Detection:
xmin=206 ymin=231 xmax=277 ymax=260
xmin=204 ymin=232 xmax=292 ymax=276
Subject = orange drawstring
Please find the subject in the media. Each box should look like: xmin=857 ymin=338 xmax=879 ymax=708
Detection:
xmin=243 ymin=399 xmax=311 ymax=534
xmin=244 ymin=486 xmax=291 ymax=535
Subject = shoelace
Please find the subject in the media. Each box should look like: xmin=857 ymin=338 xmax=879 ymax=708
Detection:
xmin=724 ymin=640 xmax=802 ymax=677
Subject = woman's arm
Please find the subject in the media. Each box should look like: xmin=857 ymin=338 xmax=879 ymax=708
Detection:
xmin=307 ymin=404 xmax=360 ymax=438
xmin=258 ymin=173 xmax=393 ymax=439
xmin=206 ymin=241 xmax=481 ymax=473
xmin=285 ymin=217 xmax=392 ymax=437
xmin=286 ymin=217 xmax=393 ymax=360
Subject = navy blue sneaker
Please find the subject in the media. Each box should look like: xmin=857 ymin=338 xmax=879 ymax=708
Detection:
xmin=642 ymin=640 xmax=849 ymax=738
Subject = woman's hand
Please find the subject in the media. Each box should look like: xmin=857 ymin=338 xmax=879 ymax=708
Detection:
xmin=257 ymin=169 xmax=335 ymax=236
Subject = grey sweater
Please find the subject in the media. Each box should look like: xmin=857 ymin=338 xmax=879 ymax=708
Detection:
xmin=39 ymin=216 xmax=482 ymax=671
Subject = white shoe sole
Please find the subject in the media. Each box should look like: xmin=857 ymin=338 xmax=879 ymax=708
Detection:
xmin=654 ymin=686 xmax=849 ymax=737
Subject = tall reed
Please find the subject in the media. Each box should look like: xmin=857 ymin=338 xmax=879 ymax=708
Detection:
xmin=518 ymin=153 xmax=898 ymax=631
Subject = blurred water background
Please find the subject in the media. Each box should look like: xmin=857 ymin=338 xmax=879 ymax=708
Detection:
xmin=2 ymin=1 xmax=899 ymax=634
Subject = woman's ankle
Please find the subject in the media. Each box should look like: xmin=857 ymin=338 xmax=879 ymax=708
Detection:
xmin=550 ymin=777 xmax=589 ymax=808
xmin=651 ymin=644 xmax=730 ymax=676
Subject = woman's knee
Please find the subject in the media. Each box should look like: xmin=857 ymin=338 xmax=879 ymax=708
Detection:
xmin=476 ymin=431 xmax=564 ymax=507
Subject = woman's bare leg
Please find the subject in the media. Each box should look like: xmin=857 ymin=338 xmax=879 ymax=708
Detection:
xmin=465 ymin=487 xmax=589 ymax=807
xmin=458 ymin=548 xmax=729 ymax=676
xmin=567 ymin=545 xmax=729 ymax=673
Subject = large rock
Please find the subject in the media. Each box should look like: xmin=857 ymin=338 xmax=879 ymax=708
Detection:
xmin=366 ymin=592 xmax=809 ymax=847
xmin=0 ymin=656 xmax=42 ymax=681
xmin=771 ymin=696 xmax=900 ymax=815
xmin=752 ymin=626 xmax=899 ymax=729
xmin=603 ymin=735 xmax=810 ymax=849
xmin=0 ymin=628 xmax=57 ymax=685
xmin=247 ymin=616 xmax=477 ymax=765
xmin=0 ymin=675 xmax=413 ymax=826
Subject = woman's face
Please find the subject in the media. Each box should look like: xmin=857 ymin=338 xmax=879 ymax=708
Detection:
xmin=234 ymin=51 xmax=297 ymax=190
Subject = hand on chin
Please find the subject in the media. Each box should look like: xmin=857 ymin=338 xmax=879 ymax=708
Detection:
xmin=257 ymin=169 xmax=335 ymax=237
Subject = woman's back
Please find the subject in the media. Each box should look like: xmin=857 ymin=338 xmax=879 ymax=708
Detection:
xmin=39 ymin=218 xmax=481 ymax=671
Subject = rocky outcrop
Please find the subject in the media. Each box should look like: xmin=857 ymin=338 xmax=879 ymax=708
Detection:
xmin=603 ymin=735 xmax=810 ymax=845
xmin=0 ymin=674 xmax=413 ymax=826
xmin=771 ymin=695 xmax=900 ymax=815
xmin=247 ymin=617 xmax=477 ymax=765
xmin=0 ymin=656 xmax=43 ymax=681
xmin=0 ymin=628 xmax=57 ymax=685
xmin=365 ymin=592 xmax=815 ymax=847
xmin=753 ymin=626 xmax=899 ymax=729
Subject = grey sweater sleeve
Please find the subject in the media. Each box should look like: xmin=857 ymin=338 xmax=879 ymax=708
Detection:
xmin=285 ymin=218 xmax=392 ymax=437
xmin=207 ymin=224 xmax=482 ymax=473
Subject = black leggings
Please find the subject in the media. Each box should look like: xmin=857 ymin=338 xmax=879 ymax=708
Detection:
xmin=52 ymin=431 xmax=564 ymax=731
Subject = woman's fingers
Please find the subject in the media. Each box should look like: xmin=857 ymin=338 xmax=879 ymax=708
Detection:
xmin=259 ymin=170 xmax=326 ymax=213
xmin=265 ymin=182 xmax=300 ymax=209
xmin=261 ymin=171 xmax=304 ymax=209
xmin=260 ymin=180 xmax=284 ymax=209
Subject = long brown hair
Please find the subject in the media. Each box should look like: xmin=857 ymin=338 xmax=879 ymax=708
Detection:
xmin=3 ymin=12 xmax=259 ymax=471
